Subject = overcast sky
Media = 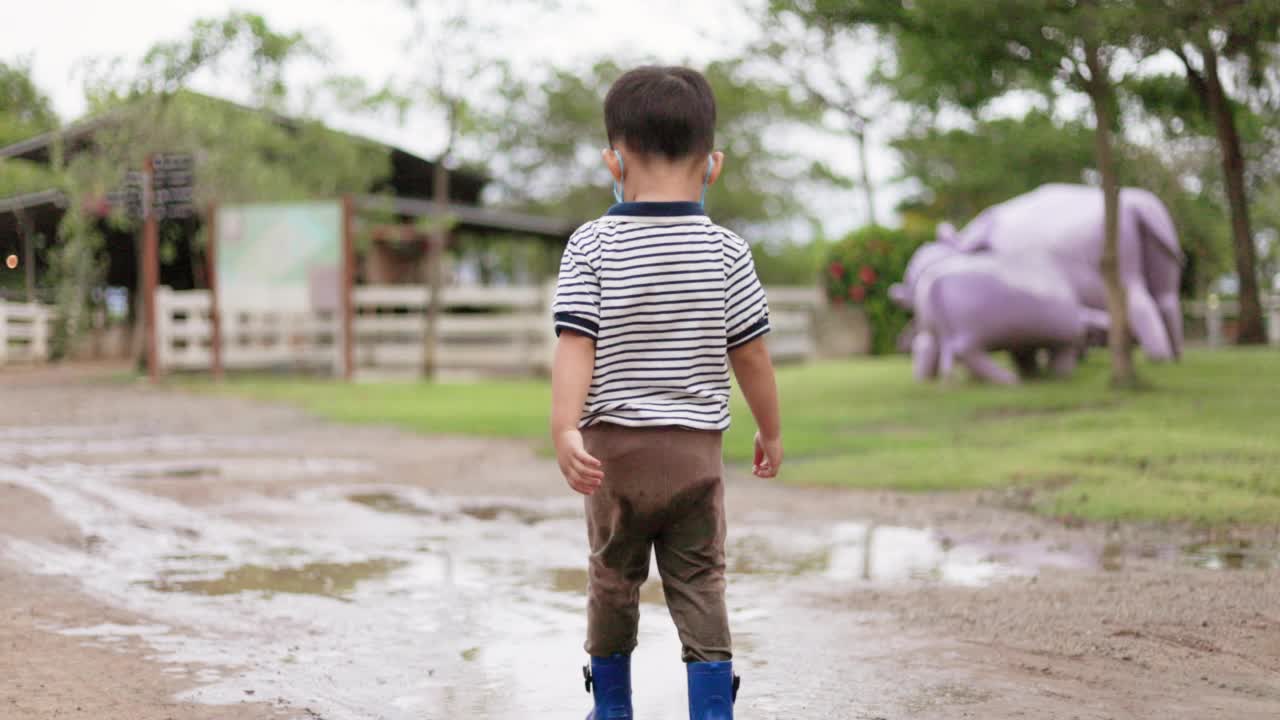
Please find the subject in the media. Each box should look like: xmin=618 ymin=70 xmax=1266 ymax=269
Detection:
xmin=1 ymin=0 xmax=904 ymax=236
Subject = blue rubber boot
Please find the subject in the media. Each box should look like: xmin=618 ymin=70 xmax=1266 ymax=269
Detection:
xmin=583 ymin=654 xmax=632 ymax=719
xmin=687 ymin=661 xmax=739 ymax=720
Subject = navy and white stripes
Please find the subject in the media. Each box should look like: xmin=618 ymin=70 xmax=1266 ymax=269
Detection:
xmin=553 ymin=201 xmax=770 ymax=431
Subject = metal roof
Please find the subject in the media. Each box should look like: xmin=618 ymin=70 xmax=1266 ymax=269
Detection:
xmin=355 ymin=195 xmax=577 ymax=239
xmin=0 ymin=114 xmax=116 ymax=163
xmin=0 ymin=189 xmax=68 ymax=214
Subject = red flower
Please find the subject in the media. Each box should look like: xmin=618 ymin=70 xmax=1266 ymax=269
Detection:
xmin=859 ymin=265 xmax=878 ymax=284
xmin=848 ymin=285 xmax=867 ymax=303
xmin=828 ymin=261 xmax=845 ymax=280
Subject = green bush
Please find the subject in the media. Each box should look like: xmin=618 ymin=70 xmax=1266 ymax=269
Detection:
xmin=823 ymin=225 xmax=930 ymax=354
xmin=751 ymin=240 xmax=823 ymax=286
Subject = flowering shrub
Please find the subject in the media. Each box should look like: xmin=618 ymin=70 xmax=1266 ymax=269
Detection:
xmin=823 ymin=225 xmax=929 ymax=354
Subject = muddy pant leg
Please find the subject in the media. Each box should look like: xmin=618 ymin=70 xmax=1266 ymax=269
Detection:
xmin=585 ymin=485 xmax=652 ymax=657
xmin=655 ymin=448 xmax=730 ymax=663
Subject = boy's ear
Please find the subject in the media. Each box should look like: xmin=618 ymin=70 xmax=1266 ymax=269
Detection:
xmin=708 ymin=151 xmax=725 ymax=186
xmin=602 ymin=148 xmax=623 ymax=181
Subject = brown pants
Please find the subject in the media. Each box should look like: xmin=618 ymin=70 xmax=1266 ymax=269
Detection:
xmin=582 ymin=424 xmax=731 ymax=663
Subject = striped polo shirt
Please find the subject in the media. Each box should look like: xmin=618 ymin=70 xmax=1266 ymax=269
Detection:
xmin=553 ymin=201 xmax=770 ymax=431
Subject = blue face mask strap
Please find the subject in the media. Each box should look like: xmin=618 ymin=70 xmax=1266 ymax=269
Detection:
xmin=699 ymin=155 xmax=714 ymax=208
xmin=612 ymin=150 xmax=625 ymax=204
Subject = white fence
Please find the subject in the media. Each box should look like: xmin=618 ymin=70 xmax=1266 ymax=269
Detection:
xmin=1187 ymin=295 xmax=1280 ymax=347
xmin=154 ymin=284 xmax=823 ymax=377
xmin=0 ymin=300 xmax=54 ymax=366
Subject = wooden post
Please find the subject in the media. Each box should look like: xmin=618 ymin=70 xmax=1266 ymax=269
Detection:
xmin=143 ymin=154 xmax=160 ymax=381
xmin=207 ymin=204 xmax=224 ymax=381
xmin=17 ymin=209 xmax=35 ymax=303
xmin=422 ymin=160 xmax=449 ymax=380
xmin=341 ymin=195 xmax=355 ymax=381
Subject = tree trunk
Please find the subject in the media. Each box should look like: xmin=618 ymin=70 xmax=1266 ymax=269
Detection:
xmin=1202 ymin=45 xmax=1266 ymax=344
xmin=1085 ymin=46 xmax=1138 ymax=389
xmin=854 ymin=129 xmax=878 ymax=227
xmin=422 ymin=157 xmax=448 ymax=379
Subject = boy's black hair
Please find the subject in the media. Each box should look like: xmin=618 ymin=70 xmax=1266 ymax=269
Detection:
xmin=604 ymin=66 xmax=716 ymax=161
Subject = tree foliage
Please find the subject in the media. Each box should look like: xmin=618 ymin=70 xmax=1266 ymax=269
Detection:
xmin=489 ymin=57 xmax=835 ymax=235
xmin=786 ymin=0 xmax=1149 ymax=386
xmin=894 ymin=110 xmax=1096 ymax=223
xmin=81 ymin=12 xmax=322 ymax=112
xmin=1128 ymin=0 xmax=1280 ymax=342
xmin=758 ymin=5 xmax=893 ymax=225
xmin=0 ymin=58 xmax=62 ymax=198
xmin=46 ymin=13 xmax=389 ymax=349
xmin=0 ymin=57 xmax=57 ymax=146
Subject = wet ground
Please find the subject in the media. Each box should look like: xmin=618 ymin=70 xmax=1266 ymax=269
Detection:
xmin=1 ymin=368 xmax=1278 ymax=719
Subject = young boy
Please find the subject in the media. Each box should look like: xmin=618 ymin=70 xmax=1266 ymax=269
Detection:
xmin=550 ymin=65 xmax=783 ymax=720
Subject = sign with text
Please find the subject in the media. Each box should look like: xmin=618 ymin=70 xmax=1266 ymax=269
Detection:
xmin=214 ymin=202 xmax=343 ymax=313
xmin=106 ymin=153 xmax=196 ymax=220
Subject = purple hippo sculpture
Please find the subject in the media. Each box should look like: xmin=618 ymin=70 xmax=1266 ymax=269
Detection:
xmin=890 ymin=241 xmax=1109 ymax=384
xmin=890 ymin=184 xmax=1185 ymax=384
xmin=952 ymin=183 xmax=1185 ymax=361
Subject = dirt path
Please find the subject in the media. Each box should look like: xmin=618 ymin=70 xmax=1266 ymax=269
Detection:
xmin=0 ymin=369 xmax=1276 ymax=719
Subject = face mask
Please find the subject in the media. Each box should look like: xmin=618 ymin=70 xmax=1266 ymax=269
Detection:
xmin=700 ymin=154 xmax=714 ymax=208
xmin=611 ymin=151 xmax=715 ymax=207
xmin=612 ymin=149 xmax=626 ymax=204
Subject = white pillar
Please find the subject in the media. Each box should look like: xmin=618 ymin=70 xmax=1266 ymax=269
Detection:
xmin=336 ymin=291 xmax=352 ymax=377
xmin=1268 ymin=295 xmax=1280 ymax=347
xmin=31 ymin=304 xmax=50 ymax=362
xmin=541 ymin=278 xmax=558 ymax=376
xmin=0 ymin=300 xmax=9 ymax=367
xmin=154 ymin=286 xmax=172 ymax=373
xmin=1206 ymin=295 xmax=1223 ymax=348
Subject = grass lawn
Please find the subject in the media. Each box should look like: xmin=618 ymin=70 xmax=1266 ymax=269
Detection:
xmin=192 ymin=349 xmax=1280 ymax=525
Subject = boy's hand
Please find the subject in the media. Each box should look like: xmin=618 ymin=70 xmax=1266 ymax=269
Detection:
xmin=753 ymin=431 xmax=783 ymax=478
xmin=555 ymin=428 xmax=604 ymax=495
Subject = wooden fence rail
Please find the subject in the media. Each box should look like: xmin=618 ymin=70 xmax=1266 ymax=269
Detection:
xmin=153 ymin=284 xmax=824 ymax=377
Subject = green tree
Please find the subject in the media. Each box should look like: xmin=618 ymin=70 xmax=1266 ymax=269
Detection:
xmin=489 ymin=57 xmax=835 ymax=235
xmin=0 ymin=57 xmax=57 ymax=146
xmin=894 ymin=109 xmax=1232 ymax=296
xmin=893 ymin=110 xmax=1096 ymax=222
xmin=81 ymin=11 xmax=321 ymax=112
xmin=56 ymin=13 xmax=387 ymax=352
xmin=757 ymin=6 xmax=892 ymax=225
xmin=350 ymin=0 xmax=546 ymax=377
xmin=1131 ymin=1 xmax=1280 ymax=344
xmin=785 ymin=0 xmax=1149 ymax=387
xmin=0 ymin=58 xmax=62 ymax=198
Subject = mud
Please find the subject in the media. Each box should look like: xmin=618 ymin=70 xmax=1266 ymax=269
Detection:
xmin=0 ymin=368 xmax=1277 ymax=719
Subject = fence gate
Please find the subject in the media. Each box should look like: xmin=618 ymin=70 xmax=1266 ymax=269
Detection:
xmin=0 ymin=300 xmax=53 ymax=366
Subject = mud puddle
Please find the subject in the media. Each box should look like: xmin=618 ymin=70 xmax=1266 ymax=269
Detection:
xmin=0 ymin=455 xmax=1154 ymax=718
